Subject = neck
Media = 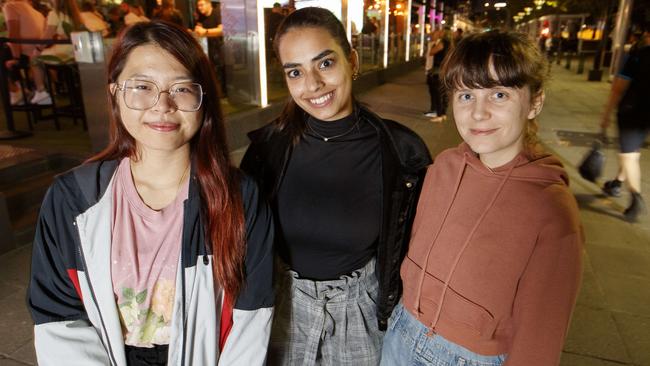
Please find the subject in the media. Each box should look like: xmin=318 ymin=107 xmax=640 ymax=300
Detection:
xmin=130 ymin=146 xmax=191 ymax=188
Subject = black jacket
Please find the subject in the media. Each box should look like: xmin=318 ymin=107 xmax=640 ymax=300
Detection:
xmin=240 ymin=106 xmax=432 ymax=329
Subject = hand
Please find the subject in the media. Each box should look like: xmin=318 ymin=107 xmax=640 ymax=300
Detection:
xmin=600 ymin=114 xmax=611 ymax=130
xmin=194 ymin=25 xmax=206 ymax=36
xmin=4 ymin=59 xmax=18 ymax=69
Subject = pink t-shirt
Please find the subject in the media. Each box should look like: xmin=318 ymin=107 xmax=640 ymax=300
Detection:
xmin=2 ymin=0 xmax=44 ymax=56
xmin=111 ymin=158 xmax=188 ymax=347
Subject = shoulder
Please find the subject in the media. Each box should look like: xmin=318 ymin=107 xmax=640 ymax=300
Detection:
xmin=538 ymin=181 xmax=581 ymax=226
xmin=51 ymin=160 xmax=118 ymax=209
xmin=361 ymin=108 xmax=432 ymax=169
xmin=238 ymin=172 xmax=260 ymax=204
xmin=3 ymin=2 xmax=22 ymax=16
xmin=427 ymin=145 xmax=464 ymax=173
xmin=246 ymin=121 xmax=280 ymax=144
xmin=382 ymin=118 xmax=427 ymax=149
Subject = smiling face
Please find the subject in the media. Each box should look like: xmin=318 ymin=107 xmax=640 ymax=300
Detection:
xmin=277 ymin=26 xmax=358 ymax=121
xmin=114 ymin=44 xmax=202 ymax=156
xmin=452 ymin=85 xmax=543 ymax=168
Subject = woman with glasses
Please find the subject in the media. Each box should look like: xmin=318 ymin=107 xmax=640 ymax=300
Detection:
xmin=28 ymin=21 xmax=274 ymax=366
xmin=240 ymin=7 xmax=431 ymax=365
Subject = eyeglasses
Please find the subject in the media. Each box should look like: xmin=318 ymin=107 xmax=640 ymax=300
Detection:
xmin=114 ymin=79 xmax=204 ymax=112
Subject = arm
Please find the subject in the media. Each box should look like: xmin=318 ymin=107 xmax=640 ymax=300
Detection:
xmin=5 ymin=18 xmax=21 ymax=58
xmin=195 ymin=23 xmax=222 ymax=37
xmin=429 ymin=40 xmax=443 ymax=56
xmin=218 ymin=175 xmax=274 ymax=365
xmin=28 ymin=183 xmax=111 ymax=366
xmin=504 ymin=212 xmax=583 ymax=365
xmin=600 ymin=77 xmax=630 ymax=129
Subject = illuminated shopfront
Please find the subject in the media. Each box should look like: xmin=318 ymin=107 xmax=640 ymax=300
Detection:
xmin=192 ymin=0 xmax=426 ymax=111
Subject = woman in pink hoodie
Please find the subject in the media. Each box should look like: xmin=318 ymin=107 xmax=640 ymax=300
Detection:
xmin=380 ymin=30 xmax=583 ymax=366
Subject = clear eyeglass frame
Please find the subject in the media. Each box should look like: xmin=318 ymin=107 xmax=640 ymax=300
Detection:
xmin=113 ymin=79 xmax=205 ymax=112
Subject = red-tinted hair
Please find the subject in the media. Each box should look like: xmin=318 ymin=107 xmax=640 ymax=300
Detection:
xmin=88 ymin=20 xmax=246 ymax=297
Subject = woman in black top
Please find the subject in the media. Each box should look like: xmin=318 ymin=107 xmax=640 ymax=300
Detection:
xmin=240 ymin=7 xmax=431 ymax=365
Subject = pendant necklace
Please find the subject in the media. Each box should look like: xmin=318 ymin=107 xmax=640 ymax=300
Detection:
xmin=306 ymin=112 xmax=360 ymax=142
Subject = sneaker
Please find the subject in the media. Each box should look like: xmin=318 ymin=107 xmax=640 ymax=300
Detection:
xmin=423 ymin=111 xmax=438 ymax=118
xmin=602 ymin=179 xmax=622 ymax=197
xmin=9 ymin=91 xmax=25 ymax=105
xmin=30 ymin=90 xmax=52 ymax=105
xmin=624 ymin=192 xmax=646 ymax=222
xmin=431 ymin=115 xmax=447 ymax=123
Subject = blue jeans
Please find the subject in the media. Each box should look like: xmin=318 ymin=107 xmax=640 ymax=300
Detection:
xmin=380 ymin=302 xmax=506 ymax=366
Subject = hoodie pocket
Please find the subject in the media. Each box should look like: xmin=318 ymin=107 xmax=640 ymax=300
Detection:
xmin=401 ymin=257 xmax=497 ymax=340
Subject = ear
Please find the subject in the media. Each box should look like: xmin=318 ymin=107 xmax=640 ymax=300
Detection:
xmin=527 ymin=90 xmax=545 ymax=120
xmin=109 ymin=83 xmax=118 ymax=95
xmin=349 ymin=48 xmax=360 ymax=75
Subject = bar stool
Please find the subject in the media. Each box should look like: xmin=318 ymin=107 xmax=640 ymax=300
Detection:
xmin=44 ymin=62 xmax=87 ymax=130
xmin=8 ymin=60 xmax=59 ymax=130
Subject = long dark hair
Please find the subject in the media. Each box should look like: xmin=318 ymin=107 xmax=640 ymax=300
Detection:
xmin=440 ymin=30 xmax=548 ymax=155
xmin=89 ymin=20 xmax=246 ymax=298
xmin=272 ymin=7 xmax=354 ymax=143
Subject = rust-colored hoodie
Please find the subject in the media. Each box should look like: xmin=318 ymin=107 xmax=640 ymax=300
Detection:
xmin=401 ymin=143 xmax=583 ymax=366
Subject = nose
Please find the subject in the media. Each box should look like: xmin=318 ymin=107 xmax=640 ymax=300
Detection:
xmin=305 ymin=71 xmax=324 ymax=93
xmin=471 ymin=98 xmax=491 ymax=121
xmin=152 ymin=91 xmax=177 ymax=113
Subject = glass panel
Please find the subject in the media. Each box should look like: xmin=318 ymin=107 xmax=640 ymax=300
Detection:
xmin=357 ymin=1 xmax=382 ymax=73
xmin=264 ymin=1 xmax=291 ymax=104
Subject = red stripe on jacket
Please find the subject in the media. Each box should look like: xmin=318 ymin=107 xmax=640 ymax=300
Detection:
xmin=66 ymin=269 xmax=83 ymax=301
xmin=219 ymin=293 xmax=233 ymax=351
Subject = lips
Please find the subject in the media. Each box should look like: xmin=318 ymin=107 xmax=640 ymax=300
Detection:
xmin=145 ymin=122 xmax=180 ymax=132
xmin=307 ymin=91 xmax=334 ymax=107
xmin=470 ymin=128 xmax=498 ymax=136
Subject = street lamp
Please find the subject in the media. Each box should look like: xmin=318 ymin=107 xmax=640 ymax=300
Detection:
xmin=534 ymin=0 xmax=545 ymax=10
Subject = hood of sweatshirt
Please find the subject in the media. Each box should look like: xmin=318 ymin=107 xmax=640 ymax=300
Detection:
xmin=459 ymin=142 xmax=568 ymax=186
xmin=410 ymin=142 xmax=570 ymax=333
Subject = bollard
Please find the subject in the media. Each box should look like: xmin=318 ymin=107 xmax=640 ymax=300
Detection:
xmin=0 ymin=192 xmax=16 ymax=254
xmin=577 ymin=53 xmax=585 ymax=74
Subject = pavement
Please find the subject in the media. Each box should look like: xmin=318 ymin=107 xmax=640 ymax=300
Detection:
xmin=1 ymin=62 xmax=649 ymax=366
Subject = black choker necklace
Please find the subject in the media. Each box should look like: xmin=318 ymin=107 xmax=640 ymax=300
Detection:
xmin=306 ymin=109 xmax=360 ymax=142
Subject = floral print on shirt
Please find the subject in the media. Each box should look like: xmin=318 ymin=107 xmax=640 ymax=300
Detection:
xmin=118 ymin=279 xmax=176 ymax=347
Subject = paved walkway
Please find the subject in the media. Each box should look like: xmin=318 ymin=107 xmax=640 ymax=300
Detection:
xmin=1 ymin=63 xmax=648 ymax=365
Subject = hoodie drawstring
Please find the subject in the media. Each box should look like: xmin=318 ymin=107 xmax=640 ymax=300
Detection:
xmin=415 ymin=155 xmax=520 ymax=335
xmin=413 ymin=155 xmax=467 ymax=318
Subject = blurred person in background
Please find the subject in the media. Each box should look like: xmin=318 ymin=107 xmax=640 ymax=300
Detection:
xmin=79 ymin=1 xmax=109 ymax=36
xmin=423 ymin=27 xmax=452 ymax=121
xmin=151 ymin=0 xmax=183 ymax=27
xmin=600 ymin=23 xmax=650 ymax=222
xmin=122 ymin=0 xmax=149 ymax=26
xmin=2 ymin=0 xmax=44 ymax=105
xmin=193 ymin=0 xmax=224 ymax=95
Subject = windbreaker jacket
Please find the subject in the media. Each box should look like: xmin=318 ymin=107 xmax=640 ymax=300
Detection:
xmin=240 ymin=105 xmax=432 ymax=330
xmin=28 ymin=160 xmax=275 ymax=366
xmin=401 ymin=143 xmax=583 ymax=366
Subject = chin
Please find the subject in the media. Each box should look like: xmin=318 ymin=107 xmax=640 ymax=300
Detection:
xmin=465 ymin=141 xmax=496 ymax=155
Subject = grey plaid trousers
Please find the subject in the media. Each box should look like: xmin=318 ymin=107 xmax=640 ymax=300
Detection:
xmin=268 ymin=258 xmax=384 ymax=366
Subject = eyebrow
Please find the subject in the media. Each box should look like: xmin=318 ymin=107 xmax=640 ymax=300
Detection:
xmin=128 ymin=74 xmax=194 ymax=82
xmin=282 ymin=49 xmax=335 ymax=69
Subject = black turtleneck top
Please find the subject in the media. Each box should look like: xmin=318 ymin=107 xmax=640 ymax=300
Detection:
xmin=276 ymin=110 xmax=382 ymax=280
